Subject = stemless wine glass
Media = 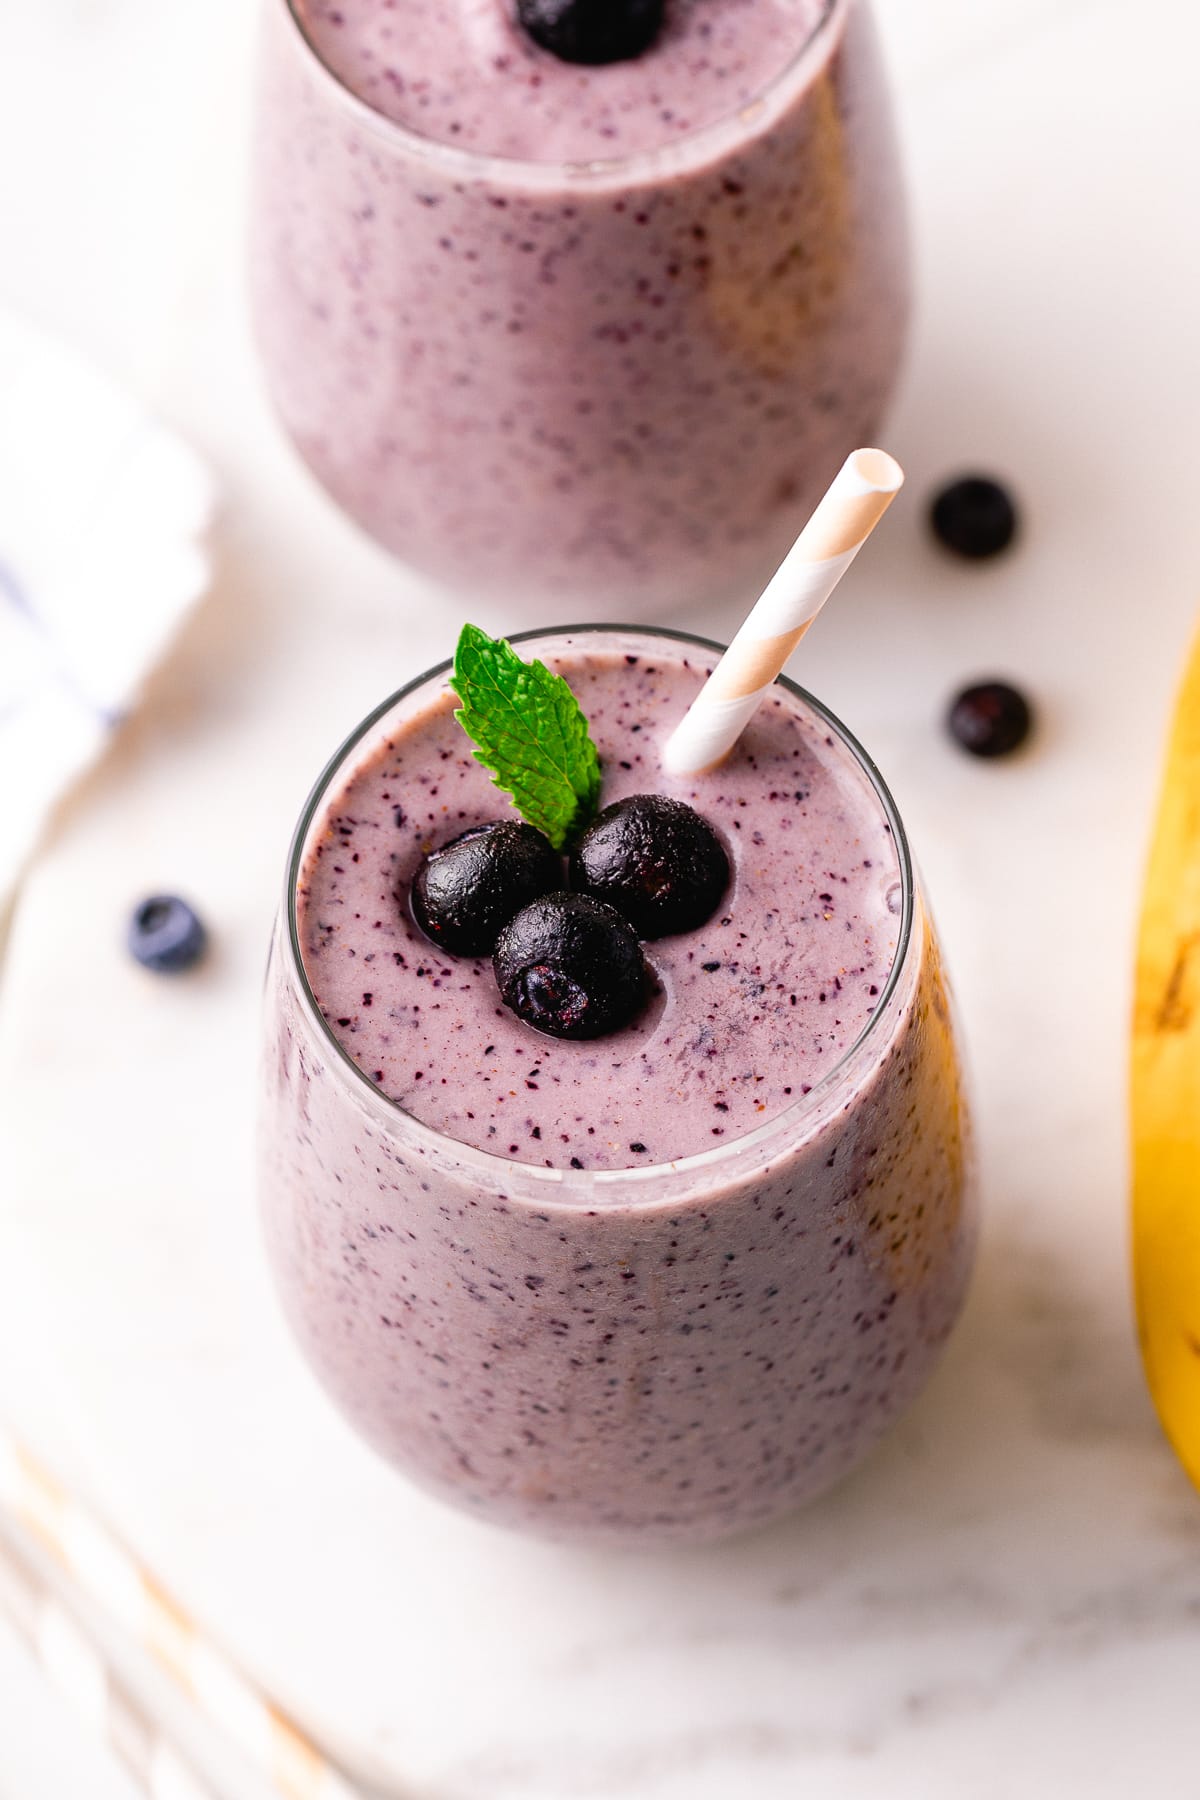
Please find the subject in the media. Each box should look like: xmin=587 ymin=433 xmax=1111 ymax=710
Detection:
xmin=258 ymin=627 xmax=975 ymax=1547
xmin=248 ymin=1 xmax=909 ymax=613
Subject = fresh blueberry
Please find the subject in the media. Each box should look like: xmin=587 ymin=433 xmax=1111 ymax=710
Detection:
xmin=947 ymin=680 xmax=1033 ymax=758
xmin=516 ymin=0 xmax=664 ymax=66
xmin=569 ymin=793 xmax=729 ymax=938
xmin=930 ymin=475 xmax=1018 ymax=559
xmin=493 ymin=892 xmax=646 ymax=1039
xmin=410 ymin=820 xmax=561 ymax=957
xmin=127 ymin=895 xmax=208 ymax=973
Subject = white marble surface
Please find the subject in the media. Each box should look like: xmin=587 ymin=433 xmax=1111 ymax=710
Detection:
xmin=3 ymin=0 xmax=1200 ymax=1794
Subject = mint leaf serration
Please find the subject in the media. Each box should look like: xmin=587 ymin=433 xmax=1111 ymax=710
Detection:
xmin=450 ymin=625 xmax=602 ymax=851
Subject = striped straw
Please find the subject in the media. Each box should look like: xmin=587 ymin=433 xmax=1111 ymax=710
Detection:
xmin=0 ymin=1422 xmax=360 ymax=1800
xmin=663 ymin=448 xmax=904 ymax=776
xmin=0 ymin=1522 xmax=220 ymax=1800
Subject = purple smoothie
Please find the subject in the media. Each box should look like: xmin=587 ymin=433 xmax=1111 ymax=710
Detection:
xmin=258 ymin=629 xmax=975 ymax=1544
xmin=249 ymin=0 xmax=908 ymax=610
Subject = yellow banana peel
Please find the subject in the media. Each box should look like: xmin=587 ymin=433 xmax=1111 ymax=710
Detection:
xmin=1132 ymin=626 xmax=1200 ymax=1490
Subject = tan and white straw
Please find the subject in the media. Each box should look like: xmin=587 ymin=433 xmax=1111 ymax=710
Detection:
xmin=0 ymin=1421 xmax=360 ymax=1800
xmin=663 ymin=447 xmax=904 ymax=776
xmin=0 ymin=1523 xmax=219 ymax=1800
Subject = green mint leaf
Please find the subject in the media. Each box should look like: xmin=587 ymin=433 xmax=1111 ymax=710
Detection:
xmin=449 ymin=625 xmax=602 ymax=851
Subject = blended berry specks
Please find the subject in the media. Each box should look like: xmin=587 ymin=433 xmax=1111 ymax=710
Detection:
xmin=254 ymin=0 xmax=906 ymax=608
xmin=260 ymin=638 xmax=972 ymax=1546
xmin=297 ymin=639 xmax=902 ymax=1170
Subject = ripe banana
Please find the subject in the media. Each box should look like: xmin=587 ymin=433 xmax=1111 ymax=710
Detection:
xmin=1132 ymin=626 xmax=1200 ymax=1489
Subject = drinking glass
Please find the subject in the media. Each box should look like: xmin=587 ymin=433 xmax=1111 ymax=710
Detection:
xmin=248 ymin=2 xmax=909 ymax=613
xmin=258 ymin=627 xmax=975 ymax=1546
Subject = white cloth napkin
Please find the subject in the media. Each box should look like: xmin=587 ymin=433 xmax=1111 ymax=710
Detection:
xmin=0 ymin=311 xmax=215 ymax=905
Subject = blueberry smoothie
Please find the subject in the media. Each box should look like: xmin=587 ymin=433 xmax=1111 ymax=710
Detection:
xmin=258 ymin=628 xmax=974 ymax=1544
xmin=249 ymin=0 xmax=908 ymax=610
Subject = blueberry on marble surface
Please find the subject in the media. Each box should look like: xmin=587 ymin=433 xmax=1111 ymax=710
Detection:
xmin=946 ymin=680 xmax=1033 ymax=758
xmin=411 ymin=820 xmax=561 ymax=957
xmin=127 ymin=896 xmax=208 ymax=973
xmin=930 ymin=475 xmax=1018 ymax=559
xmin=516 ymin=0 xmax=665 ymax=66
xmin=494 ymin=891 xmax=646 ymax=1039
xmin=570 ymin=793 xmax=729 ymax=938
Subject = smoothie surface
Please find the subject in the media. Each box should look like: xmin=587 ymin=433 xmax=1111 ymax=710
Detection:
xmin=296 ymin=642 xmax=902 ymax=1171
xmin=291 ymin=0 xmax=833 ymax=162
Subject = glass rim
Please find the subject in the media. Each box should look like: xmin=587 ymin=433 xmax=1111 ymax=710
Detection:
xmin=281 ymin=623 xmax=916 ymax=1198
xmin=277 ymin=0 xmax=845 ymax=188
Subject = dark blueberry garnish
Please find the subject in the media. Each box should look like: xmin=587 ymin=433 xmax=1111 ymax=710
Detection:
xmin=127 ymin=895 xmax=207 ymax=973
xmin=516 ymin=0 xmax=664 ymax=66
xmin=493 ymin=892 xmax=645 ymax=1039
xmin=411 ymin=820 xmax=560 ymax=957
xmin=569 ymin=793 xmax=729 ymax=938
xmin=947 ymin=680 xmax=1033 ymax=758
xmin=930 ymin=475 xmax=1018 ymax=559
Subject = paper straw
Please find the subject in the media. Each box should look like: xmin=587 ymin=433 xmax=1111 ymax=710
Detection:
xmin=0 ymin=1422 xmax=360 ymax=1800
xmin=663 ymin=448 xmax=904 ymax=776
xmin=0 ymin=1523 xmax=219 ymax=1800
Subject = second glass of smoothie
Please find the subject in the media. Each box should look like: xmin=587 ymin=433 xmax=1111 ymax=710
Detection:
xmin=258 ymin=626 xmax=974 ymax=1546
xmin=249 ymin=0 xmax=909 ymax=613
